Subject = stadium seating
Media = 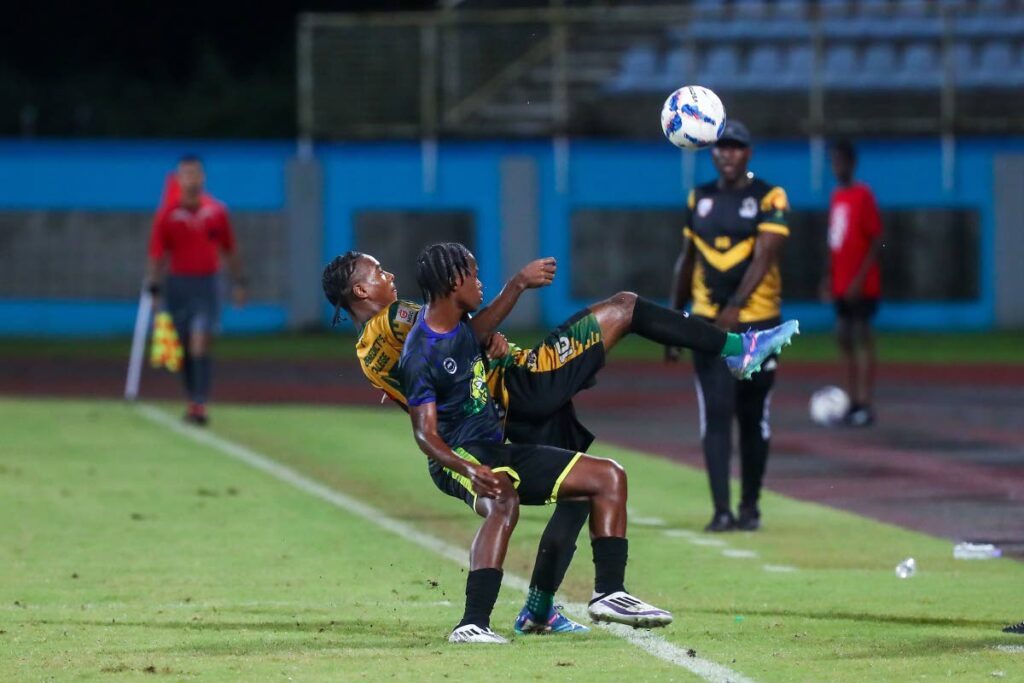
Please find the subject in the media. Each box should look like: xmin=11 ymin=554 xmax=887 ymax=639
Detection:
xmin=895 ymin=42 xmax=942 ymax=89
xmin=823 ymin=44 xmax=859 ymax=88
xmin=605 ymin=0 xmax=1024 ymax=94
xmin=698 ymin=46 xmax=742 ymax=88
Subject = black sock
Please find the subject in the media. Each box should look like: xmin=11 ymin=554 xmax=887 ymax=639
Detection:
xmin=591 ymin=537 xmax=628 ymax=599
xmin=457 ymin=568 xmax=503 ymax=629
xmin=182 ymin=352 xmax=196 ymax=400
xmin=630 ymin=297 xmax=726 ymax=355
xmin=193 ymin=357 xmax=211 ymax=405
xmin=529 ymin=501 xmax=588 ymax=593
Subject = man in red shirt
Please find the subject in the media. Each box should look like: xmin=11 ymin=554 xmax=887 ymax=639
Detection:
xmin=823 ymin=140 xmax=882 ymax=427
xmin=145 ymin=155 xmax=247 ymax=424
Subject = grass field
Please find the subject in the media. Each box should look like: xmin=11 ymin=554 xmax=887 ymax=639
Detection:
xmin=3 ymin=398 xmax=1023 ymax=682
xmin=2 ymin=329 xmax=1023 ymax=364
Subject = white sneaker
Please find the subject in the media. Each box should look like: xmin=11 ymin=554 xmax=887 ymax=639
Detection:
xmin=448 ymin=624 xmax=510 ymax=644
xmin=588 ymin=591 xmax=673 ymax=629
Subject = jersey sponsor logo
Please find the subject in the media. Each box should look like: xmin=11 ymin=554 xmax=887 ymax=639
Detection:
xmin=697 ymin=197 xmax=714 ymax=217
xmin=396 ymin=303 xmax=417 ymax=322
xmin=556 ymin=335 xmax=573 ymax=364
xmin=526 ymin=350 xmax=539 ymax=371
xmin=443 ymin=357 xmax=458 ymax=374
xmin=739 ymin=197 xmax=758 ymax=219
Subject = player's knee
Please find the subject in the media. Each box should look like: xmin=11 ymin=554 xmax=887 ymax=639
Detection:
xmin=489 ymin=486 xmax=520 ymax=526
xmin=600 ymin=458 xmax=628 ymax=498
xmin=609 ymin=291 xmax=638 ymax=317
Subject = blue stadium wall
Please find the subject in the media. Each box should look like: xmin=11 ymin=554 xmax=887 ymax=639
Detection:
xmin=2 ymin=137 xmax=1021 ymax=336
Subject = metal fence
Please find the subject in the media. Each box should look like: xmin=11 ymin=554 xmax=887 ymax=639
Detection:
xmin=298 ymin=2 xmax=1024 ymax=143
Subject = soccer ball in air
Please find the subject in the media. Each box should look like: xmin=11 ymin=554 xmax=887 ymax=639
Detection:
xmin=809 ymin=386 xmax=851 ymax=427
xmin=660 ymin=86 xmax=726 ymax=150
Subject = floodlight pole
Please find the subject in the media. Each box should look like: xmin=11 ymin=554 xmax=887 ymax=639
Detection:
xmin=296 ymin=13 xmax=315 ymax=160
xmin=809 ymin=5 xmax=826 ymax=194
xmin=552 ymin=0 xmax=570 ymax=195
xmin=421 ymin=20 xmax=440 ymax=195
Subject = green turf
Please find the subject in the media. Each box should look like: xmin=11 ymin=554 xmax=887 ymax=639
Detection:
xmin=2 ymin=399 xmax=1023 ymax=682
xmin=2 ymin=328 xmax=1023 ymax=364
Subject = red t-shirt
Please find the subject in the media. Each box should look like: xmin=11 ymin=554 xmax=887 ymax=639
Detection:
xmin=828 ymin=182 xmax=882 ymax=299
xmin=148 ymin=196 xmax=235 ymax=276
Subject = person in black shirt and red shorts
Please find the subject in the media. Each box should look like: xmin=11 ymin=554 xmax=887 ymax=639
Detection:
xmin=667 ymin=121 xmax=795 ymax=533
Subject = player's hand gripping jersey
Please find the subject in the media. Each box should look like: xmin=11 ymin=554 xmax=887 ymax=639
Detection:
xmin=684 ymin=178 xmax=790 ymax=323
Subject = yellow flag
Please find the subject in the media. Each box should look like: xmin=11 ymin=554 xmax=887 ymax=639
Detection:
xmin=149 ymin=312 xmax=183 ymax=373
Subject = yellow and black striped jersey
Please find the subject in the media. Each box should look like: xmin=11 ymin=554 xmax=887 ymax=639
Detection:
xmin=355 ymin=299 xmax=519 ymax=409
xmin=355 ymin=300 xmax=422 ymax=407
xmin=683 ymin=177 xmax=790 ymax=323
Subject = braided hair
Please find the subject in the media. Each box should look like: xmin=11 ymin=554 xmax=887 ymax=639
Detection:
xmin=321 ymin=251 xmax=365 ymax=326
xmin=415 ymin=242 xmax=474 ymax=303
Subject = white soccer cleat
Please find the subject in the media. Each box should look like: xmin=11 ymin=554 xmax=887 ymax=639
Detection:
xmin=448 ymin=624 xmax=510 ymax=644
xmin=587 ymin=591 xmax=673 ymax=629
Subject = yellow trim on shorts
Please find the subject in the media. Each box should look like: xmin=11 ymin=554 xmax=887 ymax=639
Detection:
xmin=547 ymin=452 xmax=583 ymax=504
xmin=491 ymin=466 xmax=520 ymax=489
xmin=446 ymin=448 xmax=482 ymax=502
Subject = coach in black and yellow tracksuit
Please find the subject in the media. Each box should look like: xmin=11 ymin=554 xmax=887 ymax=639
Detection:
xmin=667 ymin=120 xmax=790 ymax=533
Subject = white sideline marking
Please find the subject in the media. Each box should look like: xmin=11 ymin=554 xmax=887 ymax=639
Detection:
xmin=762 ymin=565 xmax=798 ymax=573
xmin=721 ymin=549 xmax=759 ymax=559
xmin=632 ymin=516 xmax=668 ymax=527
xmin=137 ymin=405 xmax=754 ymax=683
xmin=687 ymin=537 xmax=727 ymax=547
xmin=662 ymin=529 xmax=697 ymax=539
xmin=995 ymin=645 xmax=1024 ymax=654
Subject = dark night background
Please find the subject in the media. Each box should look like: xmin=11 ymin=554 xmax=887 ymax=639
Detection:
xmin=0 ymin=1 xmax=437 ymax=138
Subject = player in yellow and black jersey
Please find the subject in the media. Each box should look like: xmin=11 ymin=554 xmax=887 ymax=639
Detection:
xmin=322 ymin=246 xmax=795 ymax=637
xmin=668 ymin=120 xmax=794 ymax=534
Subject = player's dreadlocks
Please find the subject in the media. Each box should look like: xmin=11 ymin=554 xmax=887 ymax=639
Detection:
xmin=321 ymin=251 xmax=365 ymax=326
xmin=415 ymin=242 xmax=474 ymax=303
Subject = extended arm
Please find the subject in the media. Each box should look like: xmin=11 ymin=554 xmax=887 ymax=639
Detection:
xmin=669 ymin=238 xmax=696 ymax=312
xmin=224 ymin=248 xmax=248 ymax=306
xmin=144 ymin=255 xmax=167 ymax=295
xmin=409 ymin=403 xmax=502 ymax=498
xmin=468 ymin=257 xmax=556 ymax=342
xmin=714 ymin=232 xmax=787 ymax=331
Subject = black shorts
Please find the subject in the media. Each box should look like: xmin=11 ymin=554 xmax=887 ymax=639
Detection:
xmin=429 ymin=442 xmax=583 ymax=508
xmin=165 ymin=274 xmax=221 ymax=337
xmin=495 ymin=309 xmax=605 ymax=453
xmin=834 ymin=297 xmax=879 ymax=321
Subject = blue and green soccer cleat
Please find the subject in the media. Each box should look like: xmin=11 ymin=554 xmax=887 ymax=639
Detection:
xmin=514 ymin=605 xmax=591 ymax=635
xmin=726 ymin=320 xmax=800 ymax=380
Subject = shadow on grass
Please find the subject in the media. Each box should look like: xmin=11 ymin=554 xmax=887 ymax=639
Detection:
xmin=690 ymin=606 xmax=1003 ymax=629
xmin=30 ymin=617 xmax=442 ymax=653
